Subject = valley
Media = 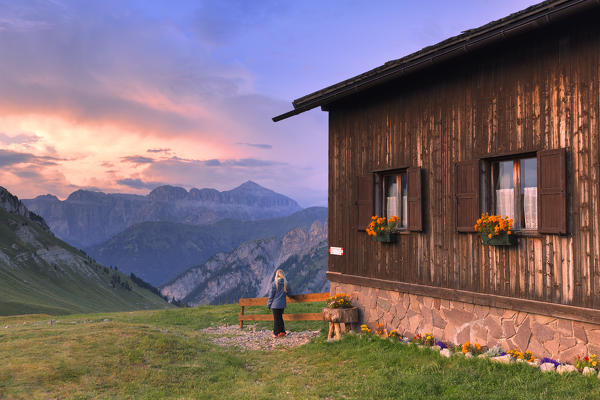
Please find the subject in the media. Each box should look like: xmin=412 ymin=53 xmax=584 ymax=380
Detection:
xmin=0 ymin=187 xmax=170 ymax=316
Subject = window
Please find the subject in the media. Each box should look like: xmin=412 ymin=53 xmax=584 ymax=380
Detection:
xmin=491 ymin=156 xmax=537 ymax=230
xmin=383 ymin=172 xmax=407 ymax=228
xmin=355 ymin=167 xmax=422 ymax=232
xmin=455 ymin=148 xmax=567 ymax=234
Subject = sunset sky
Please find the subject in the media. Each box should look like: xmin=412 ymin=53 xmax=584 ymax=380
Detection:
xmin=0 ymin=0 xmax=539 ymax=207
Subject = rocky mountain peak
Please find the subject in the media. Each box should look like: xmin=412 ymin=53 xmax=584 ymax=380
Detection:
xmin=33 ymin=194 xmax=60 ymax=202
xmin=66 ymin=190 xmax=108 ymax=203
xmin=148 ymin=185 xmax=189 ymax=202
xmin=279 ymin=220 xmax=327 ymax=265
xmin=235 ymin=180 xmax=263 ymax=191
xmin=0 ymin=186 xmax=50 ymax=231
xmin=227 ymin=180 xmax=274 ymax=196
xmin=0 ymin=186 xmax=26 ymax=215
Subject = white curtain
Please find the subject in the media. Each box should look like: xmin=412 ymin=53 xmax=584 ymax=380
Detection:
xmin=496 ymin=189 xmax=514 ymax=221
xmin=523 ymin=187 xmax=537 ymax=229
xmin=386 ymin=197 xmax=398 ymax=220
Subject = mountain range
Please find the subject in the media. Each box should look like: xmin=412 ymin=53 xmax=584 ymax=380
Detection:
xmin=12 ymin=180 xmax=328 ymax=312
xmin=85 ymin=207 xmax=328 ymax=286
xmin=0 ymin=187 xmax=170 ymax=316
xmin=161 ymin=220 xmax=328 ymax=305
xmin=24 ymin=181 xmax=302 ymax=248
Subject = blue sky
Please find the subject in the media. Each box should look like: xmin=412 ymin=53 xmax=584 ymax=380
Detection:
xmin=0 ymin=0 xmax=539 ymax=207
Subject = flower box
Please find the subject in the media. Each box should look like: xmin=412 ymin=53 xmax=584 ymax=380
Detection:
xmin=480 ymin=233 xmax=516 ymax=246
xmin=367 ymin=215 xmax=399 ymax=243
xmin=373 ymin=233 xmax=396 ymax=243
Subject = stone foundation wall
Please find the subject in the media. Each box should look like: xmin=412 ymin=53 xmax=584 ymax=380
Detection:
xmin=331 ymin=281 xmax=600 ymax=362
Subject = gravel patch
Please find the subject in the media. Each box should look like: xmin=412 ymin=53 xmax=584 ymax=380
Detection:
xmin=200 ymin=324 xmax=321 ymax=351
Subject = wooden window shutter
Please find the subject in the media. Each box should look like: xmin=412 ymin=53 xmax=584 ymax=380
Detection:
xmin=355 ymin=175 xmax=374 ymax=230
xmin=455 ymin=160 xmax=480 ymax=232
xmin=538 ymin=148 xmax=567 ymax=234
xmin=407 ymin=167 xmax=422 ymax=231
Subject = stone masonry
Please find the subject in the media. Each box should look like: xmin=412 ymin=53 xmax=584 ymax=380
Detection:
xmin=331 ymin=281 xmax=600 ymax=363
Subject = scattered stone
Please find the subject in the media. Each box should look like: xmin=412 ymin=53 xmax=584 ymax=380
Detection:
xmin=432 ymin=345 xmax=441 ymax=351
xmin=478 ymin=354 xmax=487 ymax=359
xmin=103 ymin=319 xmax=110 ymax=322
xmin=491 ymin=355 xmax=512 ymax=364
xmin=464 ymin=352 xmax=473 ymax=359
xmin=4 ymin=326 xmax=8 ymax=329
xmin=582 ymin=367 xmax=596 ymax=376
xmin=528 ymin=360 xmax=540 ymax=367
xmin=540 ymin=363 xmax=556 ymax=372
xmin=556 ymin=364 xmax=578 ymax=375
xmin=440 ymin=348 xmax=451 ymax=358
xmin=200 ymin=325 xmax=320 ymax=351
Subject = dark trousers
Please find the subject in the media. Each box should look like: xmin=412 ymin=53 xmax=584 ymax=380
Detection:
xmin=272 ymin=308 xmax=285 ymax=334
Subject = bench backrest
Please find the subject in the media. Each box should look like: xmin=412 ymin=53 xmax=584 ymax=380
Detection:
xmin=238 ymin=292 xmax=329 ymax=328
xmin=239 ymin=292 xmax=329 ymax=306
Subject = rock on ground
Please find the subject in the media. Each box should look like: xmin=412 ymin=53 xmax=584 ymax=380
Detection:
xmin=540 ymin=363 xmax=556 ymax=372
xmin=556 ymin=364 xmax=578 ymax=374
xmin=582 ymin=367 xmax=596 ymax=376
xmin=440 ymin=348 xmax=451 ymax=358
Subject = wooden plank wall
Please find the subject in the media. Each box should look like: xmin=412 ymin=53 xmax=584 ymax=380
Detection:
xmin=327 ymin=13 xmax=600 ymax=309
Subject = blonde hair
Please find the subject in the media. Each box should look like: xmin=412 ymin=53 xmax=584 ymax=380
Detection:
xmin=274 ymin=269 xmax=287 ymax=293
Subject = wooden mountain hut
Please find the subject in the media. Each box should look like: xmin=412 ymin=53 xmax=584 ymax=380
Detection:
xmin=275 ymin=0 xmax=600 ymax=361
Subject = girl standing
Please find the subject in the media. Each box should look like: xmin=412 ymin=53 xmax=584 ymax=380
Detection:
xmin=267 ymin=269 xmax=292 ymax=337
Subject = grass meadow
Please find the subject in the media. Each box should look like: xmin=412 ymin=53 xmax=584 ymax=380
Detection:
xmin=1 ymin=303 xmax=599 ymax=399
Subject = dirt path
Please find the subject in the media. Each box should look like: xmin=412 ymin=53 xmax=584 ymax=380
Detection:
xmin=200 ymin=324 xmax=321 ymax=350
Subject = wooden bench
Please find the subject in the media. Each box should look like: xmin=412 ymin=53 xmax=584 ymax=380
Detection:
xmin=238 ymin=292 xmax=328 ymax=329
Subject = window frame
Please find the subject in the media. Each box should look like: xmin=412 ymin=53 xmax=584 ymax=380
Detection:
xmin=483 ymin=151 xmax=538 ymax=233
xmin=376 ymin=169 xmax=408 ymax=230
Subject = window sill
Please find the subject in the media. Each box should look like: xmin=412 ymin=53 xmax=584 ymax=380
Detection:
xmin=512 ymin=230 xmax=543 ymax=238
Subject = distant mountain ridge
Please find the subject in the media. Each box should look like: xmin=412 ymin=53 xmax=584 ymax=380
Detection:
xmin=85 ymin=207 xmax=328 ymax=286
xmin=23 ymin=181 xmax=302 ymax=248
xmin=160 ymin=221 xmax=328 ymax=305
xmin=0 ymin=186 xmax=170 ymax=316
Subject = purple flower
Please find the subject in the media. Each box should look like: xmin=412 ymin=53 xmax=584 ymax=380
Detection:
xmin=540 ymin=357 xmax=560 ymax=367
xmin=435 ymin=340 xmax=447 ymax=349
xmin=499 ymin=352 xmax=507 ymax=356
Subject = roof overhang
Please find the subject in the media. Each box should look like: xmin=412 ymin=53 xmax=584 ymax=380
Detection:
xmin=273 ymin=0 xmax=599 ymax=122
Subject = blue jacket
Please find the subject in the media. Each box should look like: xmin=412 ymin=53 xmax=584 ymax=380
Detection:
xmin=267 ymin=278 xmax=292 ymax=309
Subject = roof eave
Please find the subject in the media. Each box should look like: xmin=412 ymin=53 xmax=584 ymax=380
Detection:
xmin=273 ymin=0 xmax=597 ymax=122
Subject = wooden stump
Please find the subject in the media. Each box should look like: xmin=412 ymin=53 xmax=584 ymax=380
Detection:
xmin=322 ymin=307 xmax=359 ymax=340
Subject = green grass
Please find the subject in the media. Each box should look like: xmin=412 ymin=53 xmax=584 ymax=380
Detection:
xmin=1 ymin=304 xmax=599 ymax=399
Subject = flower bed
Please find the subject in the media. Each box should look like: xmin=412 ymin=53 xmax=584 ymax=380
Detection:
xmin=356 ymin=324 xmax=600 ymax=378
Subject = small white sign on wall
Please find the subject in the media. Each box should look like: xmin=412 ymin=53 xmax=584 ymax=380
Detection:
xmin=329 ymin=246 xmax=344 ymax=256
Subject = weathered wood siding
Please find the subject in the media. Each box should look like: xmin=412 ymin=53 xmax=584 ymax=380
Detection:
xmin=328 ymin=13 xmax=600 ymax=309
